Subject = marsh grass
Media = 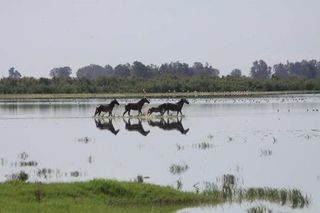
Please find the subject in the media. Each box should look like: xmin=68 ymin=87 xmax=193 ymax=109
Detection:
xmin=0 ymin=179 xmax=218 ymax=213
xmin=0 ymin=178 xmax=310 ymax=213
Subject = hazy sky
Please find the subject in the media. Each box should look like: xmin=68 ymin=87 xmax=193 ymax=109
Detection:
xmin=0 ymin=0 xmax=319 ymax=77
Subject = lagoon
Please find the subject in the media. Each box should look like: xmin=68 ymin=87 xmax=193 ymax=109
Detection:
xmin=0 ymin=94 xmax=319 ymax=212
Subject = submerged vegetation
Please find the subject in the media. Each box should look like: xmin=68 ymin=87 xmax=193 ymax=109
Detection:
xmin=0 ymin=177 xmax=310 ymax=213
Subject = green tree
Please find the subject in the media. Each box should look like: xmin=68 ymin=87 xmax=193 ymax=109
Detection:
xmin=76 ymin=64 xmax=107 ymax=80
xmin=132 ymin=61 xmax=150 ymax=78
xmin=49 ymin=66 xmax=72 ymax=79
xmin=230 ymin=69 xmax=242 ymax=77
xmin=250 ymin=60 xmax=271 ymax=79
xmin=8 ymin=67 xmax=22 ymax=79
xmin=114 ymin=64 xmax=131 ymax=77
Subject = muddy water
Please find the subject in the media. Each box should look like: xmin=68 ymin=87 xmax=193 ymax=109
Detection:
xmin=0 ymin=94 xmax=319 ymax=212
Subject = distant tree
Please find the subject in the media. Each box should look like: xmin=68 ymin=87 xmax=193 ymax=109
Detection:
xmin=49 ymin=66 xmax=72 ymax=79
xmin=147 ymin=64 xmax=159 ymax=77
xmin=273 ymin=60 xmax=320 ymax=79
xmin=104 ymin=65 xmax=114 ymax=76
xmin=8 ymin=67 xmax=22 ymax=79
xmin=192 ymin=62 xmax=220 ymax=77
xmin=159 ymin=61 xmax=191 ymax=76
xmin=250 ymin=60 xmax=271 ymax=78
xmin=192 ymin=62 xmax=204 ymax=74
xmin=172 ymin=61 xmax=192 ymax=76
xmin=273 ymin=63 xmax=289 ymax=79
xmin=76 ymin=64 xmax=107 ymax=80
xmin=114 ymin=64 xmax=131 ymax=77
xmin=132 ymin=61 xmax=150 ymax=78
xmin=301 ymin=60 xmax=318 ymax=79
xmin=230 ymin=69 xmax=242 ymax=77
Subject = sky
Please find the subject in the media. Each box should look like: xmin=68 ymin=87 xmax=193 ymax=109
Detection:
xmin=0 ymin=0 xmax=319 ymax=77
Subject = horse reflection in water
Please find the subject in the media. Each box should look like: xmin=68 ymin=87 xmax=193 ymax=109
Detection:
xmin=148 ymin=117 xmax=189 ymax=134
xmin=123 ymin=118 xmax=150 ymax=136
xmin=94 ymin=118 xmax=120 ymax=135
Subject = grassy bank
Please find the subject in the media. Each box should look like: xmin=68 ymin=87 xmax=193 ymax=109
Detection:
xmin=0 ymin=90 xmax=318 ymax=100
xmin=0 ymin=179 xmax=219 ymax=213
xmin=0 ymin=179 xmax=309 ymax=213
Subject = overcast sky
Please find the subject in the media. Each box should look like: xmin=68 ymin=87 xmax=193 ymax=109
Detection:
xmin=0 ymin=0 xmax=319 ymax=77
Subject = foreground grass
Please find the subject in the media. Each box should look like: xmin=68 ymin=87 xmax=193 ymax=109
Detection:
xmin=0 ymin=179 xmax=310 ymax=213
xmin=0 ymin=180 xmax=220 ymax=213
xmin=0 ymin=90 xmax=318 ymax=100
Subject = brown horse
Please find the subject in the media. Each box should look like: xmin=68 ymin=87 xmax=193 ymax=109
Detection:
xmin=161 ymin=98 xmax=189 ymax=116
xmin=123 ymin=98 xmax=150 ymax=116
xmin=147 ymin=104 xmax=166 ymax=115
xmin=94 ymin=99 xmax=119 ymax=117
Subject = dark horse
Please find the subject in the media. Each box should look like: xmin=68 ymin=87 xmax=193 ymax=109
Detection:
xmin=94 ymin=99 xmax=119 ymax=117
xmin=162 ymin=98 xmax=189 ymax=116
xmin=148 ymin=117 xmax=189 ymax=134
xmin=123 ymin=98 xmax=150 ymax=116
xmin=94 ymin=118 xmax=120 ymax=135
xmin=147 ymin=104 xmax=166 ymax=115
xmin=123 ymin=118 xmax=150 ymax=136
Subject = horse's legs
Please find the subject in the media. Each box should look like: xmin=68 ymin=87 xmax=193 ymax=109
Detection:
xmin=128 ymin=110 xmax=131 ymax=117
xmin=109 ymin=111 xmax=112 ymax=117
xmin=123 ymin=110 xmax=128 ymax=116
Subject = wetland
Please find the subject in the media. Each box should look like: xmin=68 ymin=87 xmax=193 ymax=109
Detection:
xmin=0 ymin=94 xmax=319 ymax=212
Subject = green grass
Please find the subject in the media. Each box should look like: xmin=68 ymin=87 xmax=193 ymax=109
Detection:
xmin=0 ymin=179 xmax=310 ymax=213
xmin=0 ymin=180 xmax=220 ymax=213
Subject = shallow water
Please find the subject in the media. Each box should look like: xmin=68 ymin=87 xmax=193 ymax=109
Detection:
xmin=0 ymin=94 xmax=319 ymax=212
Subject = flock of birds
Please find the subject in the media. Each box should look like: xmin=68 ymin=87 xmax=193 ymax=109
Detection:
xmin=94 ymin=98 xmax=190 ymax=117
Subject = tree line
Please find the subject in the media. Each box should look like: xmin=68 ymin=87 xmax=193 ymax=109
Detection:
xmin=1 ymin=60 xmax=320 ymax=94
xmin=1 ymin=75 xmax=319 ymax=94
xmin=5 ymin=60 xmax=320 ymax=80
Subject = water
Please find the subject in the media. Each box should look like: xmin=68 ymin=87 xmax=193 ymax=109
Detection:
xmin=0 ymin=94 xmax=320 ymax=212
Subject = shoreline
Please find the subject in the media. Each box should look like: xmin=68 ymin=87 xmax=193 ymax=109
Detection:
xmin=0 ymin=90 xmax=318 ymax=100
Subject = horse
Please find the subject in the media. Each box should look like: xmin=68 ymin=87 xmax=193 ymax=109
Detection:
xmin=123 ymin=118 xmax=150 ymax=136
xmin=94 ymin=118 xmax=120 ymax=135
xmin=147 ymin=104 xmax=166 ymax=115
xmin=161 ymin=98 xmax=189 ymax=116
xmin=123 ymin=98 xmax=150 ymax=116
xmin=94 ymin=99 xmax=119 ymax=117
